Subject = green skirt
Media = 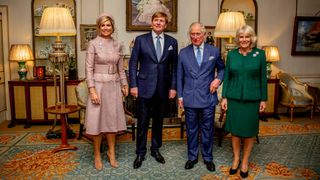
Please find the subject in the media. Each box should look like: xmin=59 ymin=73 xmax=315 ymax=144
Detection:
xmin=224 ymin=99 xmax=260 ymax=137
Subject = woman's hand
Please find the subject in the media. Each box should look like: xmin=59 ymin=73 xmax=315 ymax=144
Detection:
xmin=259 ymin=101 xmax=267 ymax=113
xmin=122 ymin=85 xmax=129 ymax=97
xmin=89 ymin=88 xmax=100 ymax=105
xmin=221 ymin=98 xmax=228 ymax=111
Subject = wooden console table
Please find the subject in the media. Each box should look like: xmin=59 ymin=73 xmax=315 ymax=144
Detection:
xmin=8 ymin=79 xmax=81 ymax=128
xmin=260 ymin=78 xmax=280 ymax=120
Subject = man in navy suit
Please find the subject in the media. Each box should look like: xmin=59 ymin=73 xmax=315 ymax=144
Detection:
xmin=129 ymin=11 xmax=178 ymax=169
xmin=177 ymin=22 xmax=224 ymax=172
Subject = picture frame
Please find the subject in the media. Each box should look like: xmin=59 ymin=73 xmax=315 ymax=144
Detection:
xmin=33 ymin=66 xmax=45 ymax=79
xmin=205 ymin=26 xmax=220 ymax=48
xmin=80 ymin=24 xmax=97 ymax=51
xmin=291 ymin=16 xmax=320 ymax=56
xmin=126 ymin=0 xmax=177 ymax=31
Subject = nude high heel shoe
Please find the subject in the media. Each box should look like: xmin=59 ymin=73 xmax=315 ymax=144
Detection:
xmin=107 ymin=151 xmax=119 ymax=168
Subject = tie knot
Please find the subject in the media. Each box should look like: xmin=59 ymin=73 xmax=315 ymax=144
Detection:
xmin=156 ymin=36 xmax=161 ymax=39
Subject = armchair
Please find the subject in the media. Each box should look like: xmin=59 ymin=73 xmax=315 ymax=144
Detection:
xmin=277 ymin=72 xmax=314 ymax=121
xmin=75 ymin=81 xmax=135 ymax=141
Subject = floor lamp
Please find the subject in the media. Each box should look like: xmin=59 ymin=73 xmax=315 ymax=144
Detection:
xmin=214 ymin=12 xmax=246 ymax=60
xmin=39 ymin=7 xmax=79 ymax=152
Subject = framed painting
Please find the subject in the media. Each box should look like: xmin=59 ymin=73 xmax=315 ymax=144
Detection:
xmin=291 ymin=16 xmax=320 ymax=56
xmin=126 ymin=0 xmax=177 ymax=31
xmin=80 ymin=24 xmax=97 ymax=51
xmin=205 ymin=26 xmax=220 ymax=47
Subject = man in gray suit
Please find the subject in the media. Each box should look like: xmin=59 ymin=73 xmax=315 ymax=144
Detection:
xmin=177 ymin=22 xmax=224 ymax=172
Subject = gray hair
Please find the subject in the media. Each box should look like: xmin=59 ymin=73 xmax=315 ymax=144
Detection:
xmin=234 ymin=25 xmax=257 ymax=48
xmin=188 ymin=22 xmax=206 ymax=34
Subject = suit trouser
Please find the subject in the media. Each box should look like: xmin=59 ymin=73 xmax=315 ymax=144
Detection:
xmin=184 ymin=106 xmax=215 ymax=162
xmin=135 ymin=95 xmax=166 ymax=156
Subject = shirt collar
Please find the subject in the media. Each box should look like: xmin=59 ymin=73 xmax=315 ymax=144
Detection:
xmin=152 ymin=31 xmax=164 ymax=39
xmin=193 ymin=42 xmax=204 ymax=50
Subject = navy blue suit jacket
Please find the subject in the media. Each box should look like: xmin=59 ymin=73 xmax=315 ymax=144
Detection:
xmin=177 ymin=43 xmax=225 ymax=108
xmin=129 ymin=32 xmax=178 ymax=98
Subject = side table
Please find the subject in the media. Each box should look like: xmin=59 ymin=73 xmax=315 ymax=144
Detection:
xmin=45 ymin=104 xmax=80 ymax=153
xmin=308 ymin=83 xmax=320 ymax=113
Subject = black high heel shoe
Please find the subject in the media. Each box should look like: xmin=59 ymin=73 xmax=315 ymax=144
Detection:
xmin=240 ymin=170 xmax=249 ymax=178
xmin=229 ymin=161 xmax=240 ymax=175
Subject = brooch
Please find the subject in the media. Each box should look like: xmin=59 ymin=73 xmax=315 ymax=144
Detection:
xmin=253 ymin=51 xmax=259 ymax=57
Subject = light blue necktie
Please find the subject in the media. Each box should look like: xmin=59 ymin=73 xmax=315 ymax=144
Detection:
xmin=156 ymin=36 xmax=162 ymax=61
xmin=196 ymin=47 xmax=202 ymax=66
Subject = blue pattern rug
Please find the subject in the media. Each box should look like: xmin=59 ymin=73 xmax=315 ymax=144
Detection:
xmin=0 ymin=133 xmax=319 ymax=179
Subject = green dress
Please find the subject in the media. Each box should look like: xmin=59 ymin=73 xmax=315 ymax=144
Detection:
xmin=222 ymin=48 xmax=267 ymax=137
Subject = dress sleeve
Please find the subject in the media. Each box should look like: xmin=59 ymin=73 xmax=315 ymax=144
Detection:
xmin=222 ymin=53 xmax=231 ymax=98
xmin=117 ymin=44 xmax=128 ymax=87
xmin=86 ymin=41 xmax=95 ymax=88
xmin=260 ymin=50 xmax=268 ymax=101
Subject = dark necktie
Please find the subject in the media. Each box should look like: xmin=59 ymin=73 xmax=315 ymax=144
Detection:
xmin=156 ymin=36 xmax=161 ymax=61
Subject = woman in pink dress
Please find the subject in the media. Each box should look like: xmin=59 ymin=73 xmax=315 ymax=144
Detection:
xmin=85 ymin=12 xmax=128 ymax=170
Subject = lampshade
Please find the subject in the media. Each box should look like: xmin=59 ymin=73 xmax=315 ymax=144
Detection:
xmin=214 ymin=12 xmax=246 ymax=38
xmin=262 ymin=46 xmax=280 ymax=62
xmin=39 ymin=7 xmax=76 ymax=37
xmin=9 ymin=44 xmax=34 ymax=61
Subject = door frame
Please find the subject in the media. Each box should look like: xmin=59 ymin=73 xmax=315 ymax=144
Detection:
xmin=0 ymin=5 xmax=11 ymax=122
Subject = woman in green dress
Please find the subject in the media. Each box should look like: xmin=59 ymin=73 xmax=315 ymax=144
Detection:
xmin=221 ymin=25 xmax=267 ymax=178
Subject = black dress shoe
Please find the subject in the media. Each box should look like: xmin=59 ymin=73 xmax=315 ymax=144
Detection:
xmin=151 ymin=151 xmax=165 ymax=164
xmin=133 ymin=155 xmax=145 ymax=169
xmin=184 ymin=159 xmax=198 ymax=169
xmin=204 ymin=161 xmax=216 ymax=172
xmin=229 ymin=161 xmax=240 ymax=175
xmin=240 ymin=170 xmax=249 ymax=178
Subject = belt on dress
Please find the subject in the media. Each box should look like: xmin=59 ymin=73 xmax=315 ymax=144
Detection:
xmin=94 ymin=64 xmax=117 ymax=74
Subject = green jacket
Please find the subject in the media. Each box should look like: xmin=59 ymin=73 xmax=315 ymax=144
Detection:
xmin=222 ymin=48 xmax=267 ymax=101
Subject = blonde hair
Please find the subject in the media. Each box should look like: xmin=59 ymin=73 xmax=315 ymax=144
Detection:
xmin=96 ymin=16 xmax=115 ymax=35
xmin=152 ymin=11 xmax=169 ymax=24
xmin=234 ymin=25 xmax=257 ymax=48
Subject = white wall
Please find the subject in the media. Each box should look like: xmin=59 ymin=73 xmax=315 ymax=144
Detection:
xmin=0 ymin=0 xmax=319 ymax=79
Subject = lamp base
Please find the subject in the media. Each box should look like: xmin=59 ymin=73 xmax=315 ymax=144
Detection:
xmin=266 ymin=62 xmax=272 ymax=79
xmin=17 ymin=61 xmax=27 ymax=81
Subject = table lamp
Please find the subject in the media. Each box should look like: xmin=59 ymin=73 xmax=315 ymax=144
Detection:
xmin=9 ymin=44 xmax=34 ymax=80
xmin=262 ymin=46 xmax=280 ymax=79
xmin=39 ymin=7 xmax=78 ymax=152
xmin=214 ymin=12 xmax=246 ymax=59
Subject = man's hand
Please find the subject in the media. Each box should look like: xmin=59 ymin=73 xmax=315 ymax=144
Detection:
xmin=130 ymin=87 xmax=138 ymax=98
xmin=169 ymin=89 xmax=176 ymax=99
xmin=178 ymin=99 xmax=184 ymax=109
xmin=210 ymin=79 xmax=221 ymax=94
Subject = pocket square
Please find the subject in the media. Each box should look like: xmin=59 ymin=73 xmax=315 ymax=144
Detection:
xmin=168 ymin=45 xmax=173 ymax=50
xmin=209 ymin=56 xmax=215 ymax=60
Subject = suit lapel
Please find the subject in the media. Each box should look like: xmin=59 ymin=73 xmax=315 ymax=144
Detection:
xmin=160 ymin=35 xmax=170 ymax=62
xmin=146 ymin=33 xmax=158 ymax=63
xmin=187 ymin=45 xmax=200 ymax=73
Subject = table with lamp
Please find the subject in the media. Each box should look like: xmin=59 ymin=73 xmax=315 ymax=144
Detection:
xmin=261 ymin=46 xmax=281 ymax=120
xmin=38 ymin=7 xmax=79 ymax=153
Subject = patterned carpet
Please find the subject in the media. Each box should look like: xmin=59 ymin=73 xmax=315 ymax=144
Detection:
xmin=0 ymin=129 xmax=319 ymax=179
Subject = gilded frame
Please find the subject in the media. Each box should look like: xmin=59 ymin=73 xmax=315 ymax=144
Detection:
xmin=291 ymin=16 xmax=320 ymax=56
xmin=126 ymin=0 xmax=177 ymax=31
xmin=80 ymin=24 xmax=97 ymax=51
